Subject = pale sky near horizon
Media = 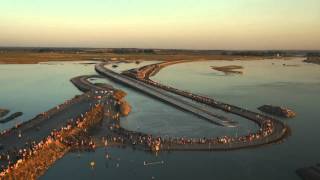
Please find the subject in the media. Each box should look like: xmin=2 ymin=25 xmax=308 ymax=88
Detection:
xmin=0 ymin=0 xmax=319 ymax=50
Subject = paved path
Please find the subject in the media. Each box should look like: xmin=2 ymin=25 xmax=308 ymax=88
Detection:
xmin=71 ymin=75 xmax=111 ymax=92
xmin=96 ymin=63 xmax=236 ymax=127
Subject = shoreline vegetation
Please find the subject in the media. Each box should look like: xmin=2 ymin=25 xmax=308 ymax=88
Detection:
xmin=113 ymin=89 xmax=132 ymax=116
xmin=0 ymin=48 xmax=318 ymax=64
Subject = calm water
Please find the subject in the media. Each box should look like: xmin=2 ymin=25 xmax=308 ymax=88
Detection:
xmin=1 ymin=59 xmax=320 ymax=180
xmin=0 ymin=62 xmax=96 ymax=131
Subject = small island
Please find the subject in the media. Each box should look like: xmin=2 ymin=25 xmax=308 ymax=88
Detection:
xmin=303 ymin=56 xmax=320 ymax=65
xmin=258 ymin=105 xmax=296 ymax=118
xmin=211 ymin=65 xmax=243 ymax=74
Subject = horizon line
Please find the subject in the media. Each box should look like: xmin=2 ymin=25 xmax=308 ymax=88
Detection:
xmin=0 ymin=46 xmax=319 ymax=52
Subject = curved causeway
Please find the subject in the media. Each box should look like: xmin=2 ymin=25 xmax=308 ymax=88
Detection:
xmin=95 ymin=61 xmax=289 ymax=151
xmin=96 ymin=63 xmax=237 ymax=127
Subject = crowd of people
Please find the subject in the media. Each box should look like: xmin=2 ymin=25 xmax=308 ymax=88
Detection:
xmin=0 ymin=93 xmax=90 ymax=137
xmin=99 ymin=111 xmax=275 ymax=152
xmin=0 ymin=104 xmax=104 ymax=178
xmin=51 ymin=103 xmax=103 ymax=151
xmin=0 ymin=70 xmax=286 ymax=178
xmin=120 ymin=68 xmax=284 ymax=142
xmin=96 ymin=73 xmax=280 ymax=151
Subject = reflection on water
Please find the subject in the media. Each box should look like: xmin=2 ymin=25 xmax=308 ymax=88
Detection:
xmin=1 ymin=59 xmax=320 ymax=180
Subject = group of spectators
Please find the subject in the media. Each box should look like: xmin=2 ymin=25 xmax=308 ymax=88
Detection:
xmin=101 ymin=110 xmax=276 ymax=152
xmin=0 ymin=104 xmax=103 ymax=177
xmin=0 ymin=93 xmax=90 ymax=137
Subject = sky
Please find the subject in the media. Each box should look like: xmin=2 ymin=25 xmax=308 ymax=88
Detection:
xmin=0 ymin=0 xmax=319 ymax=50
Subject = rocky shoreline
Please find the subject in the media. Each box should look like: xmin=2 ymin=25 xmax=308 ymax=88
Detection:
xmin=113 ymin=89 xmax=132 ymax=116
xmin=258 ymin=105 xmax=296 ymax=118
